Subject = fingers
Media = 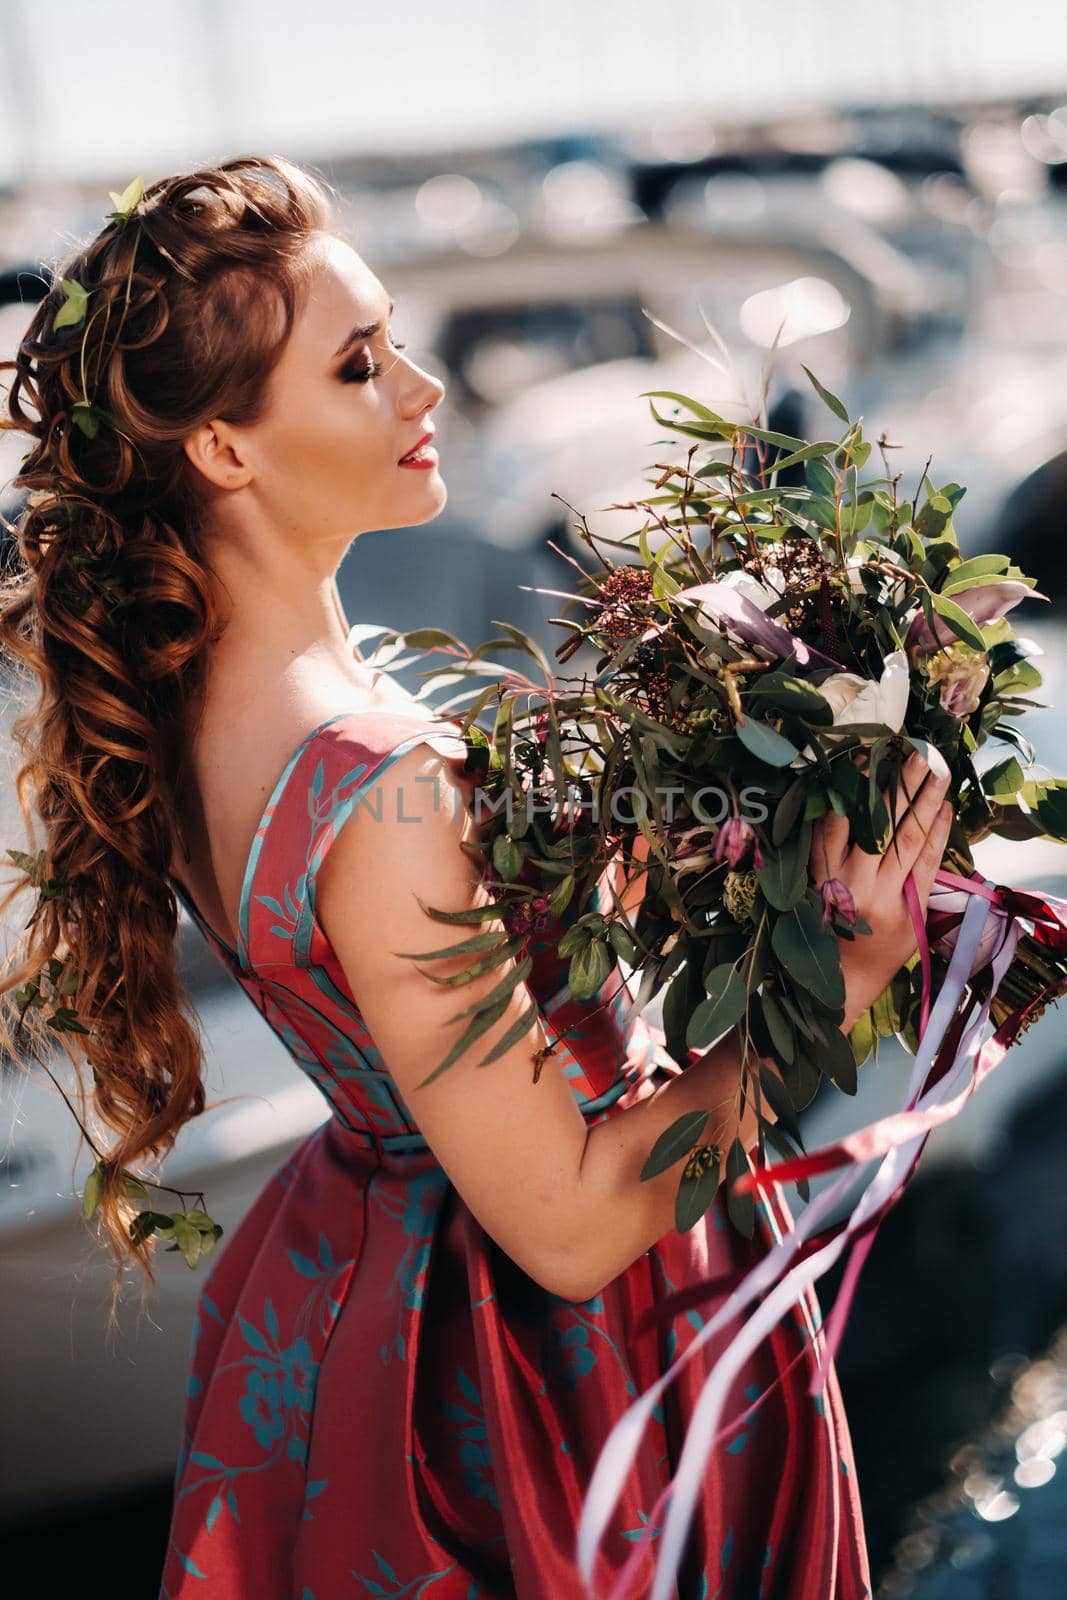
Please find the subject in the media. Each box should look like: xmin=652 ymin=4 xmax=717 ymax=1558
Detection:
xmin=879 ymin=752 xmax=951 ymax=880
xmin=904 ymin=797 xmax=953 ymax=910
xmin=810 ymin=808 xmax=851 ymax=880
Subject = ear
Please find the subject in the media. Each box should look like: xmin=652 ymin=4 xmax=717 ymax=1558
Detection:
xmin=182 ymin=418 xmax=253 ymax=493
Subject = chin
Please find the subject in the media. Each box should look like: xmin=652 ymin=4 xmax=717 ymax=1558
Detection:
xmin=411 ymin=477 xmax=448 ymax=522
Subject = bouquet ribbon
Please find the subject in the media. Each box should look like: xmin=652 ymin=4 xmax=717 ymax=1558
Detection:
xmin=576 ymin=865 xmax=1067 ymax=1600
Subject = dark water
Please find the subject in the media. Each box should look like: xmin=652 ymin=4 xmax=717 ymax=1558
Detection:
xmin=827 ymin=1051 xmax=1067 ymax=1595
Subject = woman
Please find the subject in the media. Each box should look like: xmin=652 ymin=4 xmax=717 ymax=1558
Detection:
xmin=0 ymin=156 xmax=951 ymax=1598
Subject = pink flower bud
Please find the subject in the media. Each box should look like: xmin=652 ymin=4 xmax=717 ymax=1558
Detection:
xmin=820 ymin=877 xmax=858 ymax=929
xmin=712 ymin=816 xmax=762 ymax=870
xmin=904 ymin=580 xmax=1037 ymax=655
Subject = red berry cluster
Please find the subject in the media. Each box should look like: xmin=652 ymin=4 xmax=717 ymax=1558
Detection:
xmin=594 ymin=564 xmax=655 ymax=642
xmin=501 ymin=898 xmax=551 ymax=939
xmin=483 ymin=861 xmax=551 ymax=940
xmin=758 ymin=536 xmax=836 ymax=637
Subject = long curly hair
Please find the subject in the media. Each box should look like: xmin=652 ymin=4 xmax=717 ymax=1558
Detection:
xmin=0 ymin=154 xmax=337 ymax=1314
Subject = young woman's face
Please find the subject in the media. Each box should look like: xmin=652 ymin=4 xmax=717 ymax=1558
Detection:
xmin=238 ymin=233 xmax=447 ymax=542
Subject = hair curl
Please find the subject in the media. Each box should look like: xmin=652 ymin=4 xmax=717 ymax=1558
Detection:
xmin=0 ymin=154 xmax=337 ymax=1317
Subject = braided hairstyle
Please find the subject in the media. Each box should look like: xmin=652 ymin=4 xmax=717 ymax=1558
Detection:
xmin=0 ymin=155 xmax=338 ymax=1315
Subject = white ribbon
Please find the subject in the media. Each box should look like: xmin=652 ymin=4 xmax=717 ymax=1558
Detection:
xmin=576 ymin=888 xmax=999 ymax=1597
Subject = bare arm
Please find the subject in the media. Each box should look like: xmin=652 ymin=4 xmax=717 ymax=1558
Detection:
xmin=318 ymin=745 xmax=950 ymax=1306
xmin=573 ymin=750 xmax=953 ymax=1300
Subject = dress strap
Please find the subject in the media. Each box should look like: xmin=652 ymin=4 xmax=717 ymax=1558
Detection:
xmin=241 ymin=708 xmax=468 ymax=973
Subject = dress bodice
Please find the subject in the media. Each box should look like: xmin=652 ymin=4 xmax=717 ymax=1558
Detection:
xmin=171 ymin=706 xmax=670 ymax=1161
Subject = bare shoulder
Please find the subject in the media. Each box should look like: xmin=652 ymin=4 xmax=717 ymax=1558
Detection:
xmin=315 ymin=740 xmax=484 ymax=972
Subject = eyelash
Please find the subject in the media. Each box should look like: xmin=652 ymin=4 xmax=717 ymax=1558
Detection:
xmin=341 ymin=335 xmax=408 ymax=383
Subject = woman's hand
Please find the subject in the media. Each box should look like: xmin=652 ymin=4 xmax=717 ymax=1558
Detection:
xmin=810 ymin=750 xmax=953 ymax=1032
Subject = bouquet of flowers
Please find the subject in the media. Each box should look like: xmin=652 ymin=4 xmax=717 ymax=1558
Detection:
xmin=358 ymin=366 xmax=1067 ymax=1598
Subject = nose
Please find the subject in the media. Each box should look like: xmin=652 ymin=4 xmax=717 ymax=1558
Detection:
xmin=404 ymin=353 xmax=446 ymax=414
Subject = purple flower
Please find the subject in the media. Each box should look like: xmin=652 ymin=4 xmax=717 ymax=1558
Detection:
xmin=820 ymin=877 xmax=858 ymax=929
xmin=712 ymin=817 xmax=764 ymax=871
xmin=674 ymin=579 xmax=839 ymax=670
xmin=904 ymin=580 xmax=1039 ymax=654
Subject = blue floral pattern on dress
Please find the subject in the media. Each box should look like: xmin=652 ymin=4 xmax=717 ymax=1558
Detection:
xmin=160 ymin=710 xmax=872 ymax=1599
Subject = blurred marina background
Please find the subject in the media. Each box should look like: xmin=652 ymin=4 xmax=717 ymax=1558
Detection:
xmin=1 ymin=2 xmax=1067 ymax=1593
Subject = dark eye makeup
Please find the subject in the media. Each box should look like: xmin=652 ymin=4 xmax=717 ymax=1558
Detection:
xmin=340 ymin=334 xmax=408 ymax=383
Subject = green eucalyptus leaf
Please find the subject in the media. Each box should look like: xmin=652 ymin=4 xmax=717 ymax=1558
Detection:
xmin=929 ymin=590 xmax=987 ymax=651
xmin=982 ymin=756 xmax=1025 ymax=798
xmin=675 ymin=1146 xmax=723 ymax=1232
xmin=779 ymin=1044 xmax=823 ymax=1111
xmin=414 ymin=896 xmax=519 ymax=926
xmin=687 ymin=962 xmax=747 ymax=1050
xmin=725 ymin=1136 xmax=756 ymax=1237
xmin=848 ymin=1008 xmax=877 ymax=1067
xmin=756 ymin=1062 xmax=802 ymax=1144
xmin=805 ymin=457 xmax=837 ymax=498
xmin=759 ymin=989 xmax=795 ymax=1067
xmin=183 ymin=1209 xmax=217 ymax=1234
xmin=766 ymin=440 xmax=839 ymax=473
xmin=569 ymin=938 xmax=614 ymax=1000
xmin=445 ymin=954 xmax=534 ymax=1024
xmin=736 ymin=717 xmax=799 ymax=768
xmin=395 ymin=929 xmax=507 ymax=962
xmin=770 ymin=898 xmax=845 ymax=1009
xmin=419 ymin=937 xmax=525 ymax=989
xmin=172 ymin=1216 xmax=203 ymax=1269
xmin=128 ymin=1211 xmax=158 ymax=1245
xmin=772 ymin=777 xmax=808 ymax=846
xmin=71 ymin=403 xmax=101 ymax=439
xmin=487 ymin=619 xmax=554 ymax=683
xmin=993 ymin=660 xmax=1042 ymax=695
xmin=46 ymin=1006 xmax=90 ymax=1035
xmin=941 ymin=558 xmax=1012 ymax=595
xmin=415 ymin=993 xmax=513 ymax=1087
xmin=475 ymin=1000 xmax=540 ymax=1068
xmin=800 ymin=365 xmax=850 ymax=424
xmin=1035 ymin=781 xmax=1067 ymax=841
xmin=638 ymin=389 xmax=722 ymax=424
xmin=756 ymin=820 xmax=811 ymax=912
xmin=492 ymin=834 xmax=525 ymax=882
xmin=803 ymin=789 xmax=829 ymax=822
xmin=400 ymin=626 xmax=466 ymax=650
xmin=748 ymin=674 xmax=834 ymax=726
xmin=662 ymin=959 xmax=698 ymax=1069
xmin=814 ymin=1022 xmax=859 ymax=1094
xmin=639 ymin=1108 xmax=710 ymax=1181
xmin=607 ymin=920 xmax=638 ymax=966
xmin=761 ymin=1119 xmax=811 ymax=1199
xmin=548 ymin=873 xmax=575 ymax=918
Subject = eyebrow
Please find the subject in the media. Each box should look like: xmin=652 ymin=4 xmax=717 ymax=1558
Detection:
xmin=333 ymin=299 xmax=395 ymax=359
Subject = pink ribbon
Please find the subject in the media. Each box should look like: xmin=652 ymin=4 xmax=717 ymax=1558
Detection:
xmin=575 ymin=864 xmax=1067 ymax=1599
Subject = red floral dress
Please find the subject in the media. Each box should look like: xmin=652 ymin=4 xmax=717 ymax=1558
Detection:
xmin=159 ymin=706 xmax=871 ymax=1599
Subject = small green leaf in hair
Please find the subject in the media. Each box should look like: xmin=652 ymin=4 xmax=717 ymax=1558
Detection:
xmin=106 ymin=174 xmax=146 ymax=224
xmin=52 ymin=278 xmax=89 ymax=332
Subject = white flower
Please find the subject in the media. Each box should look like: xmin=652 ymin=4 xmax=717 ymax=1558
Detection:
xmin=818 ymin=649 xmax=910 ymax=733
xmin=712 ymin=566 xmax=787 ymax=614
xmin=790 ymin=649 xmax=915 ymax=768
xmin=845 ymin=545 xmax=908 ymax=605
